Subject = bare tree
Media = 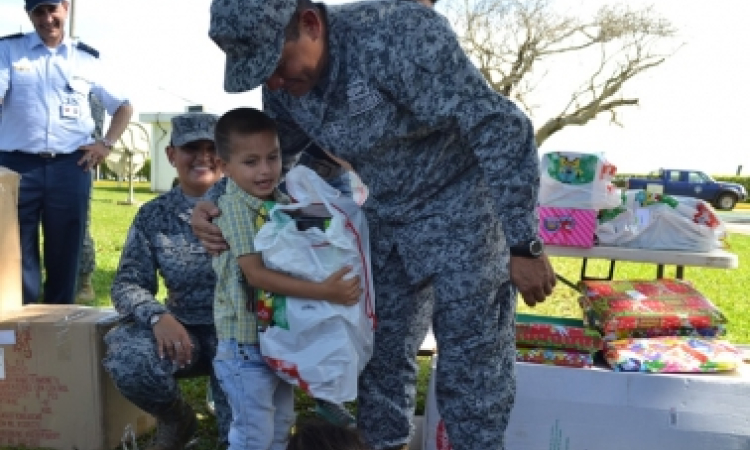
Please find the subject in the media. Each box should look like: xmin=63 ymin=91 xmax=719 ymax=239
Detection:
xmin=445 ymin=0 xmax=678 ymax=146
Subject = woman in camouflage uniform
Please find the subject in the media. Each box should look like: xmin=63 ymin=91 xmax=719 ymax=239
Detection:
xmin=103 ymin=113 xmax=230 ymax=450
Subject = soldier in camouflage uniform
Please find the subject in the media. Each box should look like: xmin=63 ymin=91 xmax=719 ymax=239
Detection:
xmin=103 ymin=113 xmax=230 ymax=450
xmin=197 ymin=1 xmax=557 ymax=450
xmin=76 ymin=92 xmax=105 ymax=303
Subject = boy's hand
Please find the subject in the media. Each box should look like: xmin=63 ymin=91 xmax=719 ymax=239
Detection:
xmin=191 ymin=200 xmax=228 ymax=255
xmin=322 ymin=266 xmax=362 ymax=305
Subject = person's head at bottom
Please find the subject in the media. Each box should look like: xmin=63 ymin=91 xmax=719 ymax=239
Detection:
xmin=215 ymin=107 xmax=282 ymax=201
xmin=168 ymin=112 xmax=223 ymax=197
xmin=287 ymin=419 xmax=371 ymax=450
xmin=413 ymin=0 xmax=437 ymax=7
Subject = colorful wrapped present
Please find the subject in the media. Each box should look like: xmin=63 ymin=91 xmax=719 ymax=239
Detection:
xmin=517 ymin=346 xmax=594 ymax=368
xmin=516 ymin=314 xmax=603 ymax=352
xmin=579 ymin=279 xmax=727 ymax=338
xmin=538 ymin=207 xmax=597 ymax=248
xmin=605 ymin=337 xmax=742 ymax=373
xmin=595 ymin=325 xmax=726 ymax=342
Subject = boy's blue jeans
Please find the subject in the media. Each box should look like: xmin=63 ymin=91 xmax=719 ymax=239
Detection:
xmin=213 ymin=340 xmax=295 ymax=450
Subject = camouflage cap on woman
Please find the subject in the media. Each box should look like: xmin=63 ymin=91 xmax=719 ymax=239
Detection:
xmin=171 ymin=113 xmax=219 ymax=147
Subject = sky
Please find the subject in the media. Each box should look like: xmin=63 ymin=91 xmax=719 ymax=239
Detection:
xmin=1 ymin=0 xmax=748 ymax=175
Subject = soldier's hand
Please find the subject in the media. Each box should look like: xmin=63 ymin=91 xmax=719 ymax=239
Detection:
xmin=510 ymin=254 xmax=556 ymax=307
xmin=191 ymin=200 xmax=228 ymax=256
xmin=153 ymin=314 xmax=193 ymax=368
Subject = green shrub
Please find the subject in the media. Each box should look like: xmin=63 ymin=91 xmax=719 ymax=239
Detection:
xmin=713 ymin=176 xmax=750 ymax=202
xmin=136 ymin=158 xmax=151 ymax=182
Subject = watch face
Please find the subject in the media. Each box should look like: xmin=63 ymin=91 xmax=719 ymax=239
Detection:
xmin=530 ymin=239 xmax=544 ymax=256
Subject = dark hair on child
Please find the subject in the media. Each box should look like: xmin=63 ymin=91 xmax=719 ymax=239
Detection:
xmin=215 ymin=107 xmax=278 ymax=161
xmin=287 ymin=419 xmax=371 ymax=450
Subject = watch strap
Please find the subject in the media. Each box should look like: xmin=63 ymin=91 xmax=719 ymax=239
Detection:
xmin=509 ymin=238 xmax=544 ymax=258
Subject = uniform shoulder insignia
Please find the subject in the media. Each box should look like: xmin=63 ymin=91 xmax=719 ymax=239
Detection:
xmin=0 ymin=32 xmax=24 ymax=42
xmin=75 ymin=41 xmax=100 ymax=58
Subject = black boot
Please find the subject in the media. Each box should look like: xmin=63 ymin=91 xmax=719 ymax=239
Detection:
xmin=145 ymin=399 xmax=198 ymax=450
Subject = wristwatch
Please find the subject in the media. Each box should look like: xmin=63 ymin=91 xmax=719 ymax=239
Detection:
xmin=100 ymin=138 xmax=115 ymax=150
xmin=149 ymin=313 xmax=164 ymax=327
xmin=509 ymin=238 xmax=545 ymax=258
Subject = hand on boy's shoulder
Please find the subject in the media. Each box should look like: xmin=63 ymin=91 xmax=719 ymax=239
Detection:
xmin=191 ymin=200 xmax=227 ymax=256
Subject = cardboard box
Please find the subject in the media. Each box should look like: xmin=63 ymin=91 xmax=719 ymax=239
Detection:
xmin=538 ymin=206 xmax=597 ymax=248
xmin=0 ymin=167 xmax=22 ymax=317
xmin=423 ymin=356 xmax=750 ymax=450
xmin=0 ymin=305 xmax=155 ymax=450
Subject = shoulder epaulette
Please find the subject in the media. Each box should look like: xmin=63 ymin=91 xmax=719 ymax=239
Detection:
xmin=0 ymin=33 xmax=24 ymax=42
xmin=75 ymin=41 xmax=99 ymax=58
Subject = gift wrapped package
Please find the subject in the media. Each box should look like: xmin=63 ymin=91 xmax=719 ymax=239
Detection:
xmin=579 ymin=279 xmax=727 ymax=340
xmin=516 ymin=314 xmax=603 ymax=352
xmin=538 ymin=207 xmax=597 ymax=248
xmin=596 ymin=326 xmax=726 ymax=341
xmin=597 ymin=190 xmax=727 ymax=252
xmin=605 ymin=337 xmax=742 ymax=373
xmin=517 ymin=346 xmax=594 ymax=368
xmin=538 ymin=151 xmax=621 ymax=209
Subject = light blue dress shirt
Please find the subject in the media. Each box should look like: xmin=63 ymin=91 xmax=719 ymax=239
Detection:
xmin=0 ymin=32 xmax=128 ymax=154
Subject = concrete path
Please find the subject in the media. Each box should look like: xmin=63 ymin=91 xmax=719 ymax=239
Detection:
xmin=718 ymin=210 xmax=750 ymax=235
xmin=727 ymin=223 xmax=750 ymax=235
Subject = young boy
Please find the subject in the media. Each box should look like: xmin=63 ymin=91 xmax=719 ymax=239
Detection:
xmin=211 ymin=107 xmax=361 ymax=450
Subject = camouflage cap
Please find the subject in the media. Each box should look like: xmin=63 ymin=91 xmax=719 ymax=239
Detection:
xmin=209 ymin=0 xmax=297 ymax=93
xmin=170 ymin=113 xmax=219 ymax=147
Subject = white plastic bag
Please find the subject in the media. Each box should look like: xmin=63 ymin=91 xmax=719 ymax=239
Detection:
xmin=596 ymin=190 xmax=727 ymax=252
xmin=254 ymin=166 xmax=376 ymax=403
xmin=539 ymin=151 xmax=621 ymax=209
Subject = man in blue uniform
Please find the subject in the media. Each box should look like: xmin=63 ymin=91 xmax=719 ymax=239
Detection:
xmin=0 ymin=0 xmax=132 ymax=304
xmin=198 ymin=1 xmax=557 ymax=450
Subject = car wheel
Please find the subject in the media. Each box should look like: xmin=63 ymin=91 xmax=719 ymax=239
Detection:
xmin=716 ymin=193 xmax=737 ymax=210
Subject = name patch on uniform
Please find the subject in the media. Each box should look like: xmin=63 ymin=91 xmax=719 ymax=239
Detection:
xmin=347 ymin=79 xmax=382 ymax=116
xmin=71 ymin=75 xmax=93 ymax=84
xmin=12 ymin=62 xmax=32 ymax=72
xmin=322 ymin=121 xmax=347 ymax=138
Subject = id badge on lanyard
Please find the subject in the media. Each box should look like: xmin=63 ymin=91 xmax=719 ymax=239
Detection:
xmin=60 ymin=95 xmax=81 ymax=119
xmin=60 ymin=43 xmax=82 ymax=119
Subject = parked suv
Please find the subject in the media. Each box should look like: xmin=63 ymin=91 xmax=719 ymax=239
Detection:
xmin=627 ymin=169 xmax=747 ymax=210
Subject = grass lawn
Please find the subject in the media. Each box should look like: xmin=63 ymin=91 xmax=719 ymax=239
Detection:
xmin=19 ymin=181 xmax=750 ymax=450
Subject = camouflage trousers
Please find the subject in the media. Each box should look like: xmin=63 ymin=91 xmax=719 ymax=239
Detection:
xmin=103 ymin=321 xmax=231 ymax=444
xmin=78 ymin=178 xmax=95 ymax=277
xmin=357 ymin=249 xmax=517 ymax=450
xmin=79 ymin=224 xmax=95 ymax=276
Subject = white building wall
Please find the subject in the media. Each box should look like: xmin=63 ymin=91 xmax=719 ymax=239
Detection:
xmin=139 ymin=112 xmax=181 ymax=193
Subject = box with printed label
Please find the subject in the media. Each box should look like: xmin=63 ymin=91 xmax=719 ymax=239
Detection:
xmin=0 ymin=167 xmax=22 ymax=318
xmin=422 ymin=356 xmax=750 ymax=450
xmin=0 ymin=305 xmax=154 ymax=450
xmin=537 ymin=206 xmax=597 ymax=248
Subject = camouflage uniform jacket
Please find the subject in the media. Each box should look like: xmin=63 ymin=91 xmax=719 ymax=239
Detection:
xmin=263 ymin=1 xmax=540 ymax=283
xmin=111 ymin=187 xmax=216 ymax=326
